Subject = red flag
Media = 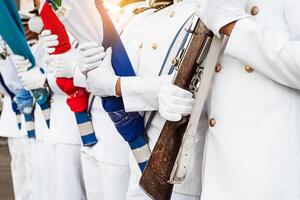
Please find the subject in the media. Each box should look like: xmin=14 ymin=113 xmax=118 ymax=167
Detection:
xmin=39 ymin=1 xmax=88 ymax=112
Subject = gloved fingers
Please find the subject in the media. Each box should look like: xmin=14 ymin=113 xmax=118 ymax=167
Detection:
xmin=82 ymin=52 xmax=106 ymax=64
xmin=78 ymin=60 xmax=103 ymax=74
xmin=11 ymin=55 xmax=31 ymax=69
xmin=14 ymin=61 xmax=32 ymax=71
xmin=40 ymin=29 xmax=52 ymax=37
xmin=16 ymin=67 xmax=28 ymax=74
xmin=54 ymin=63 xmax=68 ymax=69
xmin=86 ymin=60 xmax=103 ymax=71
xmin=11 ymin=55 xmax=26 ymax=62
xmin=53 ymin=70 xmax=70 ymax=78
xmin=159 ymin=108 xmax=182 ymax=122
xmin=42 ymin=34 xmax=58 ymax=42
xmin=80 ymin=46 xmax=105 ymax=58
xmin=44 ymin=39 xmax=59 ymax=48
xmin=159 ymin=94 xmax=194 ymax=115
xmin=159 ymin=89 xmax=195 ymax=107
xmin=14 ymin=59 xmax=30 ymax=66
xmin=78 ymin=42 xmax=103 ymax=51
xmin=46 ymin=47 xmax=55 ymax=54
xmin=161 ymin=85 xmax=193 ymax=98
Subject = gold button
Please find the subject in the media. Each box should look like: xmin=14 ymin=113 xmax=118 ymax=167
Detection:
xmin=139 ymin=43 xmax=143 ymax=49
xmin=215 ymin=63 xmax=222 ymax=72
xmin=209 ymin=118 xmax=216 ymax=127
xmin=250 ymin=6 xmax=259 ymax=16
xmin=245 ymin=65 xmax=254 ymax=73
xmin=169 ymin=11 xmax=176 ymax=18
xmin=152 ymin=43 xmax=158 ymax=50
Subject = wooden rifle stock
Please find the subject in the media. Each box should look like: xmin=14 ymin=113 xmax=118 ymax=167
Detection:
xmin=139 ymin=18 xmax=213 ymax=200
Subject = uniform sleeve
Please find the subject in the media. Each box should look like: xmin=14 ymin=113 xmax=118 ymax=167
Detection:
xmin=121 ymin=75 xmax=172 ymax=112
xmin=224 ymin=3 xmax=300 ymax=90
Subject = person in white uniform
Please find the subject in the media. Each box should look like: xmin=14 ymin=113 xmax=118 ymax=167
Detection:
xmin=40 ymin=0 xmax=150 ymax=199
xmin=76 ymin=0 xmax=207 ymax=199
xmin=12 ymin=13 xmax=86 ymax=200
xmin=1 ymin=13 xmax=51 ymax=200
xmin=0 ymin=39 xmax=33 ymax=200
xmin=159 ymin=0 xmax=300 ymax=200
xmin=76 ymin=1 xmax=147 ymax=199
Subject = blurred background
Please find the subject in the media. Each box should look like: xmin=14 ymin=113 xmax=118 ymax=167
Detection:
xmin=0 ymin=136 xmax=14 ymax=200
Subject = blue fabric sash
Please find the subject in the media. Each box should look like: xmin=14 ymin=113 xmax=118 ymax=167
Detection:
xmin=95 ymin=0 xmax=150 ymax=171
xmin=0 ymin=73 xmax=22 ymax=129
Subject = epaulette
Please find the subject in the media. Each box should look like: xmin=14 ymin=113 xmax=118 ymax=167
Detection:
xmin=133 ymin=0 xmax=173 ymax=14
xmin=132 ymin=7 xmax=153 ymax=15
xmin=151 ymin=0 xmax=173 ymax=12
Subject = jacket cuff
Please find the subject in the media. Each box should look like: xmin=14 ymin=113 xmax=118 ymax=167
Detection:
xmin=121 ymin=75 xmax=172 ymax=112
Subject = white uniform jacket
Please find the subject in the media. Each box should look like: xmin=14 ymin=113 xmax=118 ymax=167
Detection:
xmin=120 ymin=0 xmax=206 ymax=196
xmin=201 ymin=0 xmax=300 ymax=200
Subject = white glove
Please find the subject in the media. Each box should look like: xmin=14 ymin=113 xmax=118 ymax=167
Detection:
xmin=52 ymin=51 xmax=77 ymax=78
xmin=12 ymin=55 xmax=46 ymax=90
xmin=39 ymin=29 xmax=59 ymax=54
xmin=53 ymin=60 xmax=75 ymax=78
xmin=77 ymin=42 xmax=106 ymax=75
xmin=86 ymin=47 xmax=119 ymax=97
xmin=195 ymin=0 xmax=249 ymax=36
xmin=158 ymin=84 xmax=195 ymax=122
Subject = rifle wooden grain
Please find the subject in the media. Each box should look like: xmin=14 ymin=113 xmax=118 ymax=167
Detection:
xmin=139 ymin=19 xmax=213 ymax=200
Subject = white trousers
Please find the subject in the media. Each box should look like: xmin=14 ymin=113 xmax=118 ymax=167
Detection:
xmin=8 ymin=137 xmax=34 ymax=200
xmin=126 ymin=152 xmax=200 ymax=200
xmin=81 ymin=148 xmax=130 ymax=200
xmin=34 ymin=141 xmax=86 ymax=200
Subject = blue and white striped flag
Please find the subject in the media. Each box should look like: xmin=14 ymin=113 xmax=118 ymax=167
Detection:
xmin=0 ymin=0 xmax=51 ymax=133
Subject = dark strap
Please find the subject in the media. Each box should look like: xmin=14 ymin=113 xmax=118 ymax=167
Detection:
xmin=0 ymin=73 xmax=14 ymax=98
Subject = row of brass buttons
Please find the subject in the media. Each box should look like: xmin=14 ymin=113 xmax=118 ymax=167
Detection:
xmin=138 ymin=43 xmax=158 ymax=50
xmin=137 ymin=9 xmax=176 ymax=50
xmin=209 ymin=6 xmax=258 ymax=128
xmin=215 ymin=63 xmax=254 ymax=73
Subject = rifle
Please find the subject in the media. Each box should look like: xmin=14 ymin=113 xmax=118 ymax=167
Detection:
xmin=139 ymin=16 xmax=214 ymax=200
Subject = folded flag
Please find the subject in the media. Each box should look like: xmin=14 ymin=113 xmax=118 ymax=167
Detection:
xmin=40 ymin=0 xmax=97 ymax=146
xmin=49 ymin=0 xmax=150 ymax=171
xmin=95 ymin=0 xmax=151 ymax=171
xmin=0 ymin=0 xmax=51 ymax=134
xmin=0 ymin=0 xmax=36 ymax=138
xmin=0 ymin=72 xmax=22 ymax=129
